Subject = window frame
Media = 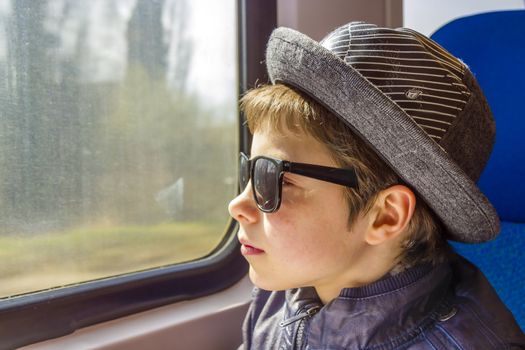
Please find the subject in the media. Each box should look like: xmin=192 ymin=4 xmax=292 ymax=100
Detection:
xmin=0 ymin=0 xmax=276 ymax=348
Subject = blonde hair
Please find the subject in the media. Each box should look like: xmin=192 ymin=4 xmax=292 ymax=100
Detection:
xmin=240 ymin=83 xmax=451 ymax=269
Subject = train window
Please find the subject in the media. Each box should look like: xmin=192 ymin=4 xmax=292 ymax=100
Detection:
xmin=0 ymin=0 xmax=237 ymax=298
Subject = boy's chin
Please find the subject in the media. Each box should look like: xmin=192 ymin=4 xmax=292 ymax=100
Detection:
xmin=248 ymin=267 xmax=294 ymax=291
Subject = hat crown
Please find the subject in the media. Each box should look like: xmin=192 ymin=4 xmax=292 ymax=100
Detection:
xmin=319 ymin=22 xmax=495 ymax=182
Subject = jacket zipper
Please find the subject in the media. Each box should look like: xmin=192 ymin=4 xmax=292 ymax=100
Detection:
xmin=279 ymin=305 xmax=320 ymax=327
xmin=280 ymin=305 xmax=320 ymax=349
xmin=294 ymin=317 xmax=307 ymax=349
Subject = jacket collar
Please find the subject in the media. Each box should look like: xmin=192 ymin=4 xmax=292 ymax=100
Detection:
xmin=283 ymin=261 xmax=452 ymax=348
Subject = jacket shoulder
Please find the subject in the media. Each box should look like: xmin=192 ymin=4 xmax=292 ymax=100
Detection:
xmin=421 ymin=255 xmax=525 ymax=349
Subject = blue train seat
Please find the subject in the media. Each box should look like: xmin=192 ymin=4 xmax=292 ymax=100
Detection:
xmin=431 ymin=10 xmax=525 ymax=329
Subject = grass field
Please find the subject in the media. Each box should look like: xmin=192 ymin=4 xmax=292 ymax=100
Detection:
xmin=0 ymin=221 xmax=227 ymax=298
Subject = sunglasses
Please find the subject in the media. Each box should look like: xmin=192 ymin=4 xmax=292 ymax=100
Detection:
xmin=239 ymin=152 xmax=358 ymax=213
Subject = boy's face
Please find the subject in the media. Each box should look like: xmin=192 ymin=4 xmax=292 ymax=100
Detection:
xmin=228 ymin=126 xmax=371 ymax=296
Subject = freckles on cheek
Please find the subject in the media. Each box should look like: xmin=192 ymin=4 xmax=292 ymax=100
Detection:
xmin=263 ymin=211 xmax=298 ymax=241
xmin=265 ymin=213 xmax=325 ymax=252
xmin=283 ymin=187 xmax=313 ymax=207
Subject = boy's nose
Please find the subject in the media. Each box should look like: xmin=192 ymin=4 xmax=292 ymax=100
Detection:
xmin=228 ymin=184 xmax=259 ymax=224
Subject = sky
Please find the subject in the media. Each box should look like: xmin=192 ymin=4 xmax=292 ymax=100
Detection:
xmin=0 ymin=0 xmax=237 ymax=111
xmin=185 ymin=0 xmax=237 ymax=108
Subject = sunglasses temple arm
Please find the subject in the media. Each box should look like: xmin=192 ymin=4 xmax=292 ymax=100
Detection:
xmin=287 ymin=163 xmax=358 ymax=188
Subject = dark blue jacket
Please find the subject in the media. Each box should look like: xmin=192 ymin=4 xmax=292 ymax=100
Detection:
xmin=240 ymin=254 xmax=525 ymax=349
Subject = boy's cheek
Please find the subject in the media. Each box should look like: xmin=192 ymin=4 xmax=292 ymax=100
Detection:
xmin=280 ymin=186 xmax=315 ymax=208
xmin=270 ymin=190 xmax=329 ymax=227
xmin=263 ymin=207 xmax=300 ymax=239
xmin=264 ymin=210 xmax=294 ymax=230
xmin=279 ymin=189 xmax=301 ymax=208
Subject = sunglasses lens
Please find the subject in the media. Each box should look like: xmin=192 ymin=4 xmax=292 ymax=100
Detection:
xmin=239 ymin=154 xmax=249 ymax=191
xmin=253 ymin=158 xmax=279 ymax=211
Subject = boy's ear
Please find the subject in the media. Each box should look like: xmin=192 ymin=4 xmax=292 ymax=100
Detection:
xmin=365 ymin=185 xmax=416 ymax=245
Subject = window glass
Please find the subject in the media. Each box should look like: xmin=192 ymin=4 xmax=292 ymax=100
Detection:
xmin=0 ymin=0 xmax=237 ymax=298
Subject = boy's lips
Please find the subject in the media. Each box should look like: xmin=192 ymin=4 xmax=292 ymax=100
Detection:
xmin=239 ymin=238 xmax=265 ymax=255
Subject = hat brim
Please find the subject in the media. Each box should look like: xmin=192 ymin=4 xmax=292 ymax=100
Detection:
xmin=266 ymin=27 xmax=499 ymax=243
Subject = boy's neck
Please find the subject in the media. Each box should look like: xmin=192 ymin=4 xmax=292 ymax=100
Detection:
xmin=314 ymin=257 xmax=409 ymax=305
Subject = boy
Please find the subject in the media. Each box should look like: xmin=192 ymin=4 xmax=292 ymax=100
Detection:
xmin=229 ymin=22 xmax=525 ymax=349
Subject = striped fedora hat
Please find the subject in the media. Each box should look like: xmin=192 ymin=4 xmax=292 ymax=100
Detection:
xmin=265 ymin=22 xmax=499 ymax=243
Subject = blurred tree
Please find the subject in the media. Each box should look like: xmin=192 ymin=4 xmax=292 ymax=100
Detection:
xmin=0 ymin=0 xmax=236 ymax=235
xmin=98 ymin=64 xmax=236 ymax=225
